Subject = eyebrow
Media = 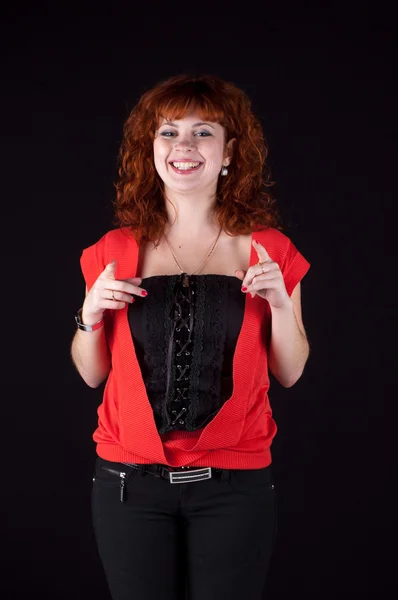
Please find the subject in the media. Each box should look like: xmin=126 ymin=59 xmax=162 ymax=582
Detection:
xmin=160 ymin=121 xmax=216 ymax=129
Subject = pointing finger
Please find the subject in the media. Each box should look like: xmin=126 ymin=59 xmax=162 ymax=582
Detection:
xmin=252 ymin=239 xmax=271 ymax=262
xmin=104 ymin=260 xmax=116 ymax=278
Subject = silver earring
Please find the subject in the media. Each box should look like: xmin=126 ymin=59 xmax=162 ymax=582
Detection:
xmin=221 ymin=166 xmax=228 ymax=176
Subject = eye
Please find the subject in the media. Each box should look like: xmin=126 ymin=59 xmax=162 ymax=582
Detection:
xmin=159 ymin=130 xmax=177 ymax=137
xmin=194 ymin=131 xmax=212 ymax=137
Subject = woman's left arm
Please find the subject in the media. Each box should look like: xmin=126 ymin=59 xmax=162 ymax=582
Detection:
xmin=267 ymin=282 xmax=310 ymax=387
xmin=237 ymin=238 xmax=310 ymax=388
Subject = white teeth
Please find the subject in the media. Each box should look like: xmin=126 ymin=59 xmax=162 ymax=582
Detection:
xmin=171 ymin=162 xmax=201 ymax=170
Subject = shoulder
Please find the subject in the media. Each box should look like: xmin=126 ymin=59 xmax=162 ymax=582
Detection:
xmin=255 ymin=226 xmax=291 ymax=242
xmin=98 ymin=226 xmax=136 ymax=246
xmin=80 ymin=227 xmax=139 ymax=289
xmin=84 ymin=227 xmax=137 ymax=254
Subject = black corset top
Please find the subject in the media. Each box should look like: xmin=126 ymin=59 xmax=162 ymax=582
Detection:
xmin=127 ymin=273 xmax=245 ymax=434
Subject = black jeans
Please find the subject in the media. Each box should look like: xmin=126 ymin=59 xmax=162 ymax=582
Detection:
xmin=91 ymin=456 xmax=277 ymax=600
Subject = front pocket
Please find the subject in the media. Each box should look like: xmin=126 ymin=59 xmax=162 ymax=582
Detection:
xmin=227 ymin=467 xmax=276 ymax=495
xmin=93 ymin=458 xmax=138 ymax=502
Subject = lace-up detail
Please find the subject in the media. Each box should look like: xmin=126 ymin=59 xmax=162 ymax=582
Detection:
xmin=166 ymin=273 xmax=195 ymax=427
xmin=127 ymin=274 xmax=245 ymax=434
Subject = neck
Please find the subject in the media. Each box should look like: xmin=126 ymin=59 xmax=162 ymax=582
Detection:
xmin=163 ymin=182 xmax=221 ymax=235
xmin=163 ymin=193 xmax=220 ymax=242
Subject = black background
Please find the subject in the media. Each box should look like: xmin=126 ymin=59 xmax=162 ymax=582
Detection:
xmin=1 ymin=2 xmax=396 ymax=599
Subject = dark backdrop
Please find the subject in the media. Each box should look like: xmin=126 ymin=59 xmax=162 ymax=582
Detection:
xmin=1 ymin=3 xmax=396 ymax=599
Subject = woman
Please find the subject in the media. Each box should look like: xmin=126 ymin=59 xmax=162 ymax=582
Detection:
xmin=71 ymin=74 xmax=311 ymax=600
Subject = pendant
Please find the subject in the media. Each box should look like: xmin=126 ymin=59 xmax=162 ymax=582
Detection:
xmin=182 ymin=273 xmax=190 ymax=288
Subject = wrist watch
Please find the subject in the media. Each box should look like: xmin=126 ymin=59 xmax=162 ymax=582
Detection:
xmin=75 ymin=308 xmax=104 ymax=332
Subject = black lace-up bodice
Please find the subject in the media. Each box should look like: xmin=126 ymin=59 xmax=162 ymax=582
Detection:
xmin=127 ymin=273 xmax=245 ymax=434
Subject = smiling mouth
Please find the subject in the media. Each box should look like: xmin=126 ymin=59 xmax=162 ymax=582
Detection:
xmin=169 ymin=161 xmax=203 ymax=173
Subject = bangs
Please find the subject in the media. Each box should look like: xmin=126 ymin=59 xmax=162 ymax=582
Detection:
xmin=152 ymin=81 xmax=227 ymax=127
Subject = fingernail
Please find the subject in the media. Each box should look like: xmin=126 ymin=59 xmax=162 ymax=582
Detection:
xmin=142 ymin=290 xmax=148 ymax=297
xmin=241 ymin=286 xmax=247 ymax=292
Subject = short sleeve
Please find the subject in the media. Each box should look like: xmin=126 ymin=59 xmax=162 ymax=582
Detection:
xmin=279 ymin=236 xmax=311 ymax=296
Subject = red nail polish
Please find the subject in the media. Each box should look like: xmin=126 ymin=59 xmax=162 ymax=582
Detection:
xmin=142 ymin=290 xmax=148 ymax=296
xmin=241 ymin=286 xmax=247 ymax=292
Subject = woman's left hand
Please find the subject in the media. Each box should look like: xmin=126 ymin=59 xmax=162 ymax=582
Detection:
xmin=235 ymin=239 xmax=292 ymax=309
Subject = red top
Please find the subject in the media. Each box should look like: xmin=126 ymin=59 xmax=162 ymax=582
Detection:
xmin=80 ymin=226 xmax=310 ymax=469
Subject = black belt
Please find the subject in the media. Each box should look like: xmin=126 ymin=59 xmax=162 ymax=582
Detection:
xmin=122 ymin=462 xmax=229 ymax=484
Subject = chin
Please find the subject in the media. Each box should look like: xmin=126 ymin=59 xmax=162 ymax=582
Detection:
xmin=167 ymin=180 xmax=203 ymax=193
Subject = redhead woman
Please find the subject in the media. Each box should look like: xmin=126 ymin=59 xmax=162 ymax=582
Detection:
xmin=71 ymin=74 xmax=311 ymax=600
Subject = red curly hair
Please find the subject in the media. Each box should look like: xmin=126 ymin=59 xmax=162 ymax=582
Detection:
xmin=113 ymin=74 xmax=282 ymax=244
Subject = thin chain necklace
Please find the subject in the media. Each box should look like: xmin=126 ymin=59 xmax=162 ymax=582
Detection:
xmin=163 ymin=226 xmax=223 ymax=285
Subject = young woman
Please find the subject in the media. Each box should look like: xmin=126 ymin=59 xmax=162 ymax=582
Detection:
xmin=71 ymin=73 xmax=311 ymax=600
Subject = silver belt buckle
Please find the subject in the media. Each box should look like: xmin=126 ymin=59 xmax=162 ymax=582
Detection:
xmin=169 ymin=467 xmax=212 ymax=484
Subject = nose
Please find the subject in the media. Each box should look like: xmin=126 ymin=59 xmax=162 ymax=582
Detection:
xmin=174 ymin=136 xmax=195 ymax=152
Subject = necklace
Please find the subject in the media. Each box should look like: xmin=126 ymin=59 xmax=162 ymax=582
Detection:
xmin=163 ymin=226 xmax=223 ymax=286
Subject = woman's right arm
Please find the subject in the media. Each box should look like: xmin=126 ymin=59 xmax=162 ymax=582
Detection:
xmin=70 ymin=260 xmax=144 ymax=388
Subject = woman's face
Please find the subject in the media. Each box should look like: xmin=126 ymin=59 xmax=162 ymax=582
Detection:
xmin=153 ymin=111 xmax=234 ymax=195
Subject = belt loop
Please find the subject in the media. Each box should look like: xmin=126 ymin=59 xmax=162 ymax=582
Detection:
xmin=156 ymin=465 xmax=165 ymax=478
xmin=220 ymin=469 xmax=230 ymax=483
xmin=138 ymin=464 xmax=146 ymax=476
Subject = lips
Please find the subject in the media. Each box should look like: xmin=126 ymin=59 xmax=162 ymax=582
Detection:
xmin=169 ymin=160 xmax=203 ymax=174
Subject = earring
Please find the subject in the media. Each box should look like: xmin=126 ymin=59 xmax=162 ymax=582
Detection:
xmin=221 ymin=165 xmax=228 ymax=176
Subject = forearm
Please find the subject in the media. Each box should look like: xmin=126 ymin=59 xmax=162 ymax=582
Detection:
xmin=71 ymin=325 xmax=111 ymax=388
xmin=267 ymin=299 xmax=310 ymax=387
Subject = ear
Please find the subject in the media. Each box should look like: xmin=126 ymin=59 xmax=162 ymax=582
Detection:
xmin=224 ymin=137 xmax=236 ymax=166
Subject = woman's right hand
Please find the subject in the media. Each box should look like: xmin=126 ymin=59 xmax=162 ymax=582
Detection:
xmin=82 ymin=260 xmax=146 ymax=324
